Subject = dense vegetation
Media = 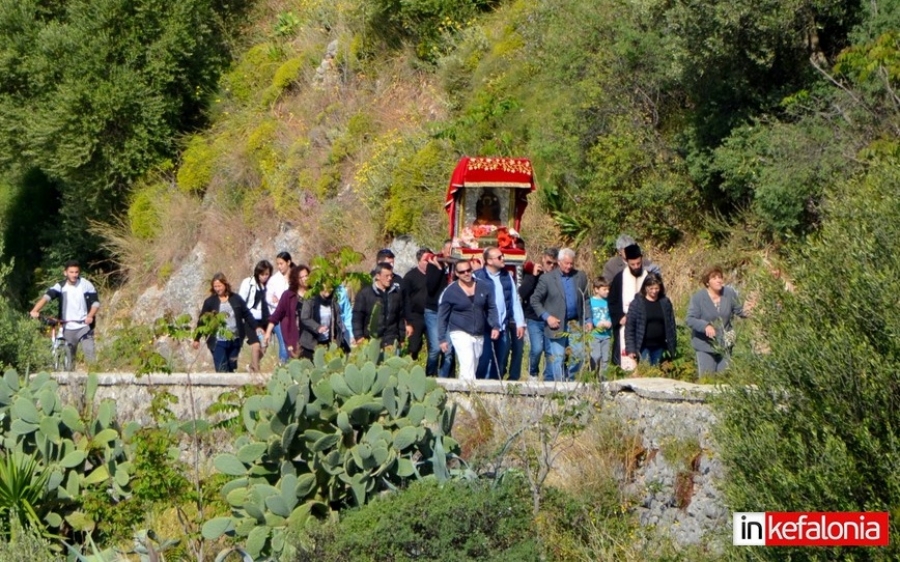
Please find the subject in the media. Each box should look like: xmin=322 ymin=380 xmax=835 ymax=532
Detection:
xmin=1 ymin=0 xmax=898 ymax=299
xmin=0 ymin=0 xmax=246 ymax=301
xmin=3 ymin=0 xmax=900 ymax=559
xmin=715 ymin=161 xmax=900 ymax=561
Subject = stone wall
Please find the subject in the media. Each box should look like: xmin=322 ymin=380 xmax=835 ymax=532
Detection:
xmin=53 ymin=373 xmax=728 ymax=547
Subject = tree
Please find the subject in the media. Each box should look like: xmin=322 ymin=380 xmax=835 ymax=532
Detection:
xmin=715 ymin=157 xmax=900 ymax=561
xmin=0 ymin=0 xmax=244 ymax=293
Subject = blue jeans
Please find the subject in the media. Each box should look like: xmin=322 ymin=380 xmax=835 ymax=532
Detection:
xmin=526 ymin=319 xmax=547 ymax=378
xmin=476 ymin=326 xmax=511 ymax=380
xmin=424 ymin=309 xmax=454 ymax=377
xmin=507 ymin=325 xmax=524 ymax=381
xmin=212 ymin=339 xmax=241 ymax=372
xmin=274 ymin=324 xmax=289 ymax=363
xmin=545 ymin=335 xmax=584 ymax=382
xmin=641 ymin=347 xmax=664 ymax=366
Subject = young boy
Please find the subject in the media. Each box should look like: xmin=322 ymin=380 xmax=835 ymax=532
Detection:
xmin=589 ymin=277 xmax=613 ymax=377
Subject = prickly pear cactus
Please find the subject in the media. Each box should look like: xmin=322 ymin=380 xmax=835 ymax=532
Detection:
xmin=0 ymin=370 xmax=134 ymax=534
xmin=202 ymin=342 xmax=461 ymax=560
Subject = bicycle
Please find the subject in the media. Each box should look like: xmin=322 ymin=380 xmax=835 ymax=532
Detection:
xmin=40 ymin=316 xmax=72 ymax=371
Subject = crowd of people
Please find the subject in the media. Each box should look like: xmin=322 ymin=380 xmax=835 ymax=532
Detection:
xmin=32 ymin=235 xmax=750 ymax=379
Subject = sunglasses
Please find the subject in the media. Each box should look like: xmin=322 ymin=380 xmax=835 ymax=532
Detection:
xmin=456 ymin=268 xmax=473 ymax=275
xmin=492 ymin=254 xmax=505 ymax=260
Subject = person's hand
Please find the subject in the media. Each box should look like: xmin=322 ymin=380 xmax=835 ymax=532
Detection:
xmin=584 ymin=322 xmax=593 ymax=332
xmin=600 ymin=321 xmax=612 ymax=329
xmin=29 ymin=310 xmax=39 ymax=319
xmin=406 ymin=324 xmax=414 ymax=338
xmin=85 ymin=315 xmax=95 ymax=325
xmin=317 ymin=326 xmax=328 ymax=334
xmin=705 ymin=325 xmax=717 ymax=338
xmin=619 ymin=316 xmax=627 ymax=326
xmin=440 ymin=341 xmax=449 ymax=353
xmin=354 ymin=338 xmax=366 ymax=346
xmin=191 ymin=340 xmax=200 ymax=350
xmin=547 ymin=315 xmax=560 ymax=330
xmin=533 ymin=264 xmax=543 ymax=274
xmin=490 ymin=329 xmax=500 ymax=340
xmin=428 ymin=255 xmax=441 ymax=267
xmin=516 ymin=326 xmax=525 ymax=339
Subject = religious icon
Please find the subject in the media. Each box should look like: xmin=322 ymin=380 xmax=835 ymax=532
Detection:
xmin=473 ymin=188 xmax=502 ymax=226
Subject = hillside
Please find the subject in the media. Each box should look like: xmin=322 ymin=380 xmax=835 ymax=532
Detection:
xmin=2 ymin=1 xmax=900 ymax=558
xmin=1 ymin=0 xmax=899 ymax=336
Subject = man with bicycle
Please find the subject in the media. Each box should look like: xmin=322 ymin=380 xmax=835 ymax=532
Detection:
xmin=30 ymin=260 xmax=99 ymax=367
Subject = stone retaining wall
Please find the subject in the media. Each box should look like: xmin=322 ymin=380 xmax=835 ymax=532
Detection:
xmin=54 ymin=373 xmax=727 ymax=547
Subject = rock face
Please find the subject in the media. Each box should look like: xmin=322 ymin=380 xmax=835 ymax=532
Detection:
xmin=441 ymin=378 xmax=728 ymax=549
xmin=610 ymin=386 xmax=727 ymax=548
xmin=385 ymin=235 xmax=420 ymax=277
xmin=126 ymin=225 xmax=309 ymax=370
xmin=132 ymin=243 xmax=207 ymax=326
xmin=53 ymin=373 xmax=728 ymax=548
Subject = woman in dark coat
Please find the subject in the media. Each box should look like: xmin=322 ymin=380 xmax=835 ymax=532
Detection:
xmin=263 ymin=265 xmax=309 ymax=361
xmin=192 ymin=272 xmax=257 ymax=372
xmin=624 ymin=273 xmax=677 ymax=366
xmin=299 ymin=284 xmax=350 ymax=359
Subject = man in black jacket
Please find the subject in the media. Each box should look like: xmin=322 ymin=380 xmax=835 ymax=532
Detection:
xmin=403 ymin=248 xmax=447 ymax=368
xmin=519 ymin=247 xmax=557 ymax=378
xmin=353 ymin=263 xmax=408 ymax=350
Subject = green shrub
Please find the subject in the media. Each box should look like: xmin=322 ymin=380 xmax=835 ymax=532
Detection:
xmin=714 ymin=158 xmax=900 ymax=560
xmin=202 ymin=343 xmax=462 ymax=560
xmin=221 ymin=43 xmax=282 ymax=104
xmin=271 ymin=57 xmax=306 ymax=91
xmin=361 ymin=0 xmax=490 ymax=61
xmin=0 ymin=519 xmax=62 ymax=562
xmin=297 ymin=475 xmax=540 ymax=562
xmin=79 ymin=425 xmax=193 ymax=546
xmin=383 ymin=138 xmax=456 ymax=241
xmin=0 ymin=372 xmax=134 ymax=540
xmin=712 ymin=119 xmax=851 ymax=240
xmin=176 ymin=135 xmax=218 ymax=194
xmin=0 ymin=250 xmax=50 ymax=373
xmin=127 ymin=182 xmax=164 ymax=240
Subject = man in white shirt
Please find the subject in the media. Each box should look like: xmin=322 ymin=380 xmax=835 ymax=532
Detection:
xmin=30 ymin=260 xmax=100 ymax=369
xmin=473 ymin=247 xmax=526 ymax=379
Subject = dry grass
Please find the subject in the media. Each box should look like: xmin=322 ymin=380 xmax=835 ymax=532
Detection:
xmin=98 ymin=188 xmax=204 ymax=289
xmin=452 ymin=397 xmax=498 ymax=463
xmin=546 ymin=409 xmax=644 ymax=497
xmin=643 ymin=234 xmax=765 ymax=315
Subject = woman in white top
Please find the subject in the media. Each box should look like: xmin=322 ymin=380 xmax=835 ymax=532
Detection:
xmin=266 ymin=251 xmax=294 ymax=363
xmin=238 ymin=260 xmax=272 ymax=372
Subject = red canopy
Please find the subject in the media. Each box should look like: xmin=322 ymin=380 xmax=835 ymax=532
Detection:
xmin=444 ymin=157 xmax=536 ymax=235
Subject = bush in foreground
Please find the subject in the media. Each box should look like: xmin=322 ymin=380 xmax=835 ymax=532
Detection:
xmin=715 ymin=160 xmax=900 ymax=560
xmin=296 ymin=475 xmax=539 ymax=562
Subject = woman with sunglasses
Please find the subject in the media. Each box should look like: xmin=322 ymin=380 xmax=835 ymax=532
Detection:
xmin=437 ymin=260 xmax=501 ymax=380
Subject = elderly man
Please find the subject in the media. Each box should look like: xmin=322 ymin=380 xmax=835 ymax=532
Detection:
xmin=530 ymin=248 xmax=592 ymax=381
